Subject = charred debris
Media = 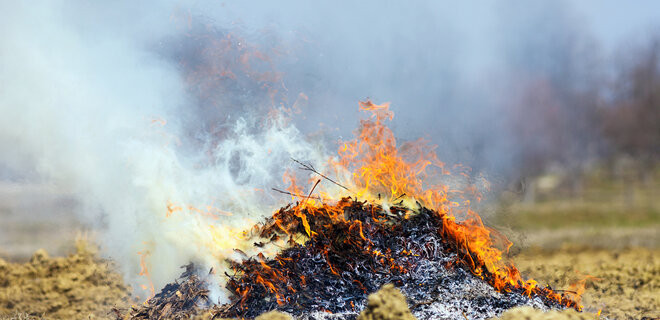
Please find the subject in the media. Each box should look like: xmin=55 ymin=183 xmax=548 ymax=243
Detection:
xmin=123 ymin=197 xmax=578 ymax=320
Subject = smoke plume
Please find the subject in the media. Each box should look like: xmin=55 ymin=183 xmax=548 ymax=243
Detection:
xmin=1 ymin=0 xmax=652 ymax=302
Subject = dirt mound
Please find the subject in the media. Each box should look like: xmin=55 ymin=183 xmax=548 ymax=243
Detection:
xmin=357 ymin=284 xmax=415 ymax=320
xmin=255 ymin=311 xmax=293 ymax=320
xmin=0 ymin=241 xmax=131 ymax=319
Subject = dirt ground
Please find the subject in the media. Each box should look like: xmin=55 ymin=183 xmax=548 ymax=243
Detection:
xmin=0 ymin=242 xmax=657 ymax=319
xmin=511 ymin=246 xmax=659 ymax=319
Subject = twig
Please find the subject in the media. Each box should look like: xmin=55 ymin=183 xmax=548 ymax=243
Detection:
xmin=291 ymin=158 xmax=351 ymax=192
xmin=554 ymin=289 xmax=578 ymax=293
xmin=271 ymin=188 xmax=324 ymax=201
xmin=392 ymin=193 xmax=407 ymax=202
xmin=411 ymin=299 xmax=434 ymax=309
xmin=303 ymin=179 xmax=322 ymax=205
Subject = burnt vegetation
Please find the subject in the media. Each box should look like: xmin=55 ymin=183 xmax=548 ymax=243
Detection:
xmin=127 ymin=198 xmax=578 ymax=319
xmin=124 ymin=265 xmax=211 ymax=319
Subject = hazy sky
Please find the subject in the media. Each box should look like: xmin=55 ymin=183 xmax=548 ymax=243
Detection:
xmin=575 ymin=0 xmax=660 ymax=47
xmin=200 ymin=1 xmax=660 ymax=69
xmin=3 ymin=1 xmax=660 ymax=177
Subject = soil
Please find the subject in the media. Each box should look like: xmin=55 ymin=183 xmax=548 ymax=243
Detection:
xmin=513 ymin=246 xmax=660 ymax=320
xmin=496 ymin=306 xmax=595 ymax=320
xmin=0 ymin=243 xmax=657 ymax=319
xmin=357 ymin=284 xmax=415 ymax=320
xmin=254 ymin=311 xmax=293 ymax=320
xmin=0 ymin=241 xmax=132 ymax=319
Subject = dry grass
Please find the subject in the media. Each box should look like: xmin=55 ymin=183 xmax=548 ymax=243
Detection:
xmin=0 ymin=312 xmax=45 ymax=320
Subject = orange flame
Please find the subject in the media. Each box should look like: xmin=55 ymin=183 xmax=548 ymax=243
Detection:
xmin=564 ymin=274 xmax=600 ymax=305
xmin=281 ymin=100 xmax=584 ymax=309
xmin=166 ymin=200 xmax=232 ymax=219
xmin=137 ymin=249 xmax=155 ymax=302
xmin=155 ymin=99 xmax=586 ymax=311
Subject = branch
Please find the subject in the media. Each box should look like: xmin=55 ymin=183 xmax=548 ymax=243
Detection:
xmin=291 ymin=158 xmax=351 ymax=192
xmin=303 ymin=179 xmax=321 ymax=205
xmin=271 ymin=188 xmax=324 ymax=201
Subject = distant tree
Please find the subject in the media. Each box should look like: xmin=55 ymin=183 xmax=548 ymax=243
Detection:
xmin=604 ymin=35 xmax=660 ymax=178
xmin=498 ymin=2 xmax=605 ymax=199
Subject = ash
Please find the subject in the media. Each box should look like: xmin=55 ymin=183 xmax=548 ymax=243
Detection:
xmin=402 ymin=259 xmax=549 ymax=320
xmin=300 ymin=252 xmax=549 ymax=320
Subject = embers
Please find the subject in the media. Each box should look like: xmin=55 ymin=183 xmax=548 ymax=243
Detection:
xmin=219 ymin=199 xmax=412 ymax=318
xmin=213 ymin=199 xmax=568 ymax=319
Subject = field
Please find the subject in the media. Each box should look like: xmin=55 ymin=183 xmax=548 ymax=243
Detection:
xmin=493 ymin=170 xmax=660 ymax=319
xmin=0 ymin=174 xmax=658 ymax=319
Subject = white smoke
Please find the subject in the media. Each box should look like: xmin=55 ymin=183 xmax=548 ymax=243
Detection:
xmin=0 ymin=1 xmax=327 ymax=301
xmin=3 ymin=0 xmax=652 ymax=304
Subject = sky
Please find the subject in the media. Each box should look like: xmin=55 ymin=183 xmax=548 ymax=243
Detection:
xmin=575 ymin=0 xmax=660 ymax=47
xmin=3 ymin=1 xmax=660 ymax=180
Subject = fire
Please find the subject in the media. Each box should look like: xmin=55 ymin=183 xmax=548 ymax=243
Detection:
xmin=262 ymin=100 xmax=584 ymax=310
xmin=167 ymin=200 xmax=233 ymax=219
xmin=144 ymin=99 xmax=587 ymax=314
xmin=331 ymin=100 xmax=448 ymax=207
xmin=137 ymin=249 xmax=155 ymax=301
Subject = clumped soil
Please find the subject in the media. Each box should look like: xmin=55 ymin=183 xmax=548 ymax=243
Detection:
xmin=356 ymin=284 xmax=415 ymax=320
xmin=495 ymin=306 xmax=596 ymax=320
xmin=513 ymin=246 xmax=660 ymax=319
xmin=0 ymin=241 xmax=132 ymax=319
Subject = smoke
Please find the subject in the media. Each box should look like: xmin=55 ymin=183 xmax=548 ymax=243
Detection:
xmin=1 ymin=0 xmax=656 ymax=303
xmin=0 ymin=1 xmax=329 ymax=301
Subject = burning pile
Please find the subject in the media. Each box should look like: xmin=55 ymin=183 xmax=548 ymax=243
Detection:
xmin=217 ymin=198 xmax=577 ymax=319
xmin=126 ymin=101 xmax=585 ymax=319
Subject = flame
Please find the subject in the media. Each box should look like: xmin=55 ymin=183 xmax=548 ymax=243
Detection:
xmin=564 ymin=274 xmax=600 ymax=306
xmin=271 ymin=100 xmax=584 ymax=310
xmin=137 ymin=249 xmax=155 ymax=301
xmin=166 ymin=200 xmax=233 ymax=219
xmin=149 ymin=99 xmax=587 ymax=311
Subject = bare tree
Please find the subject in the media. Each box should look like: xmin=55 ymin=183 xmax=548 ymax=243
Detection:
xmin=499 ymin=2 xmax=605 ymax=200
xmin=592 ymin=33 xmax=660 ymax=208
xmin=604 ymin=34 xmax=660 ymax=180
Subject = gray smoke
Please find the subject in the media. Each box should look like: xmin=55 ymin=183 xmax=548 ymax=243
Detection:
xmin=1 ymin=0 xmax=657 ymax=302
xmin=0 ymin=1 xmax=329 ymax=301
